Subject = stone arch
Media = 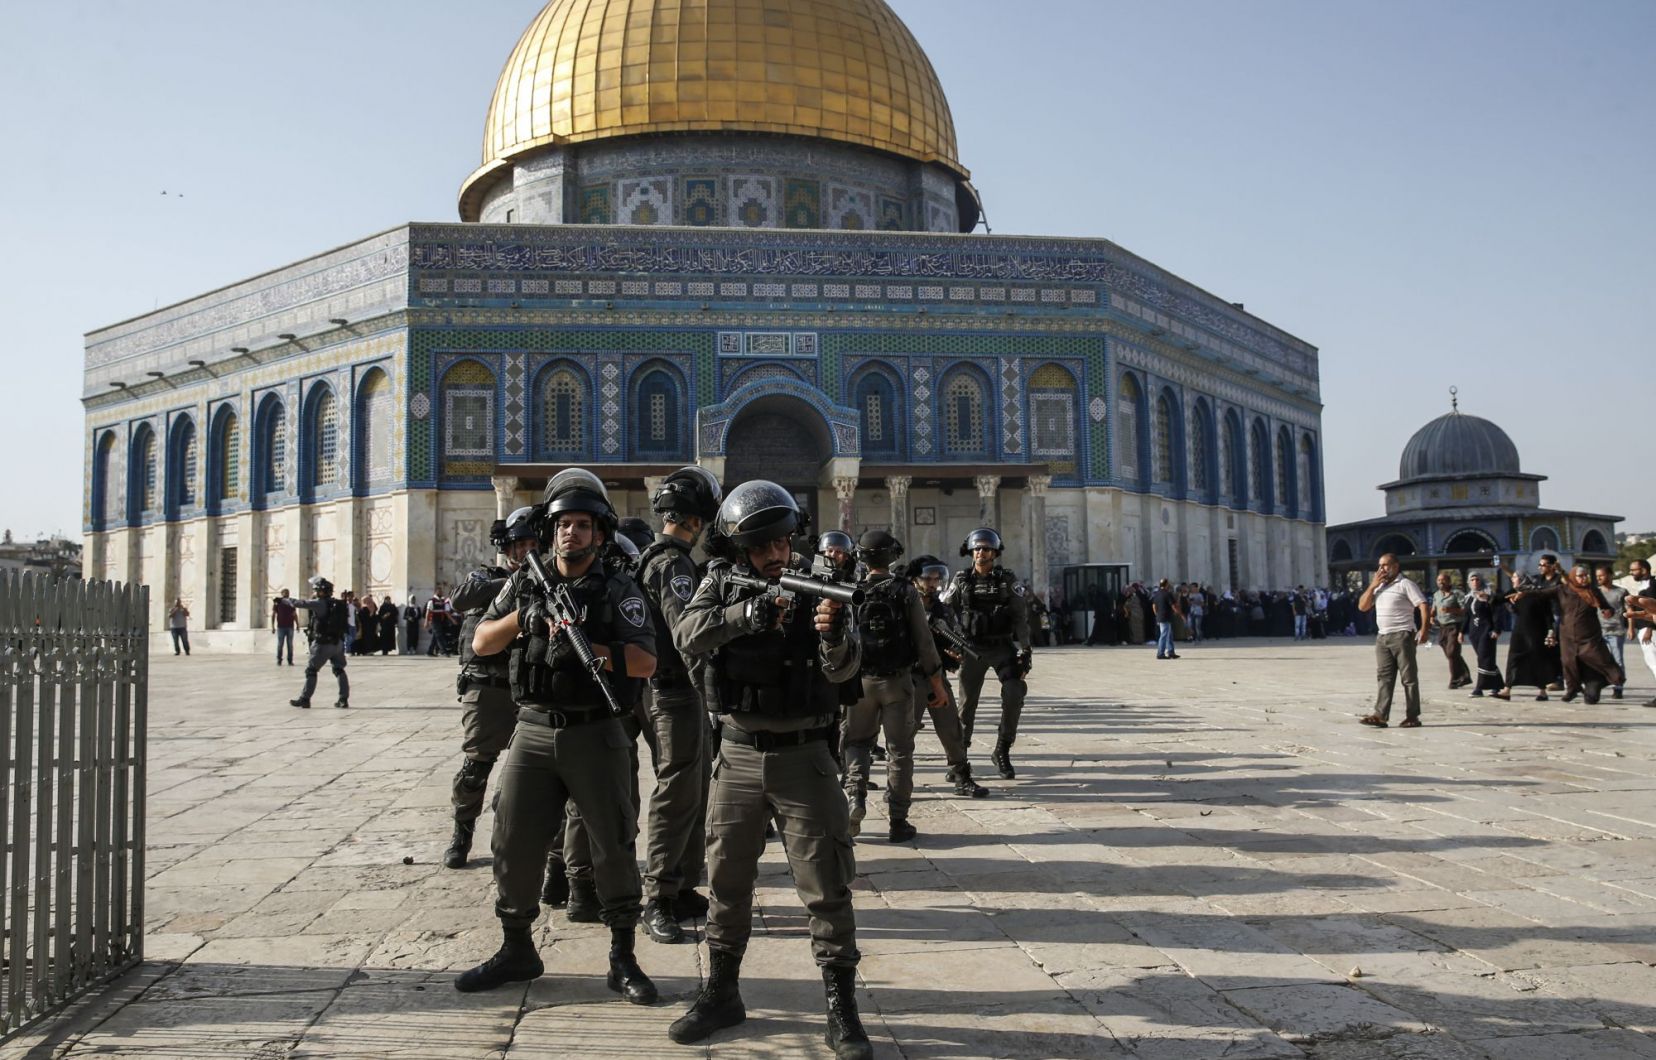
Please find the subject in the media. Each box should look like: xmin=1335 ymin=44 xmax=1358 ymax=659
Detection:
xmin=166 ymin=413 xmax=199 ymax=519
xmin=1153 ymin=386 xmax=1185 ymax=492
xmin=1189 ymin=399 xmax=1216 ymax=501
xmin=1298 ymin=433 xmax=1320 ymax=521
xmin=208 ymin=404 xmax=241 ymax=515
xmin=1581 ymin=529 xmax=1609 ymax=554
xmin=723 ymin=392 xmax=835 ymax=500
xmin=1029 ymin=362 xmax=1079 ymax=479
xmin=851 ymin=362 xmax=903 ymax=459
xmin=939 ymin=362 xmax=993 ymax=458
xmin=632 ymin=359 xmax=688 ymax=459
xmin=128 ymin=423 xmax=158 ymax=523
xmin=254 ymin=393 xmax=287 ymax=507
xmin=301 ymin=382 xmax=341 ymax=502
xmin=91 ymin=429 xmax=118 ymax=531
xmin=1331 ymin=538 xmax=1354 ymax=563
xmin=355 ymin=366 xmax=394 ymax=492
xmin=1276 ymin=424 xmax=1296 ymax=518
xmin=1250 ymin=417 xmax=1272 ymax=512
xmin=1222 ymin=407 xmax=1246 ymax=508
xmin=1374 ymin=532 xmax=1419 ymax=558
xmin=1116 ymin=370 xmax=1148 ymax=487
xmin=535 ymin=358 xmax=589 ymax=458
xmin=439 ymin=358 xmax=497 ymax=479
xmin=1529 ymin=526 xmax=1560 ymax=552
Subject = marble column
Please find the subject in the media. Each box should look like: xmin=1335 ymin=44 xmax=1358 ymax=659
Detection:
xmin=885 ymin=475 xmax=912 ymax=549
xmin=833 ymin=475 xmax=859 ymax=533
xmin=1025 ymin=474 xmax=1051 ymax=596
xmin=490 ymin=475 xmax=519 ymax=520
xmin=974 ymin=474 xmax=1001 ymax=528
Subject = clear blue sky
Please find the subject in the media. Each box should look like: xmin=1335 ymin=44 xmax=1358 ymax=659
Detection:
xmin=3 ymin=0 xmax=1651 ymax=541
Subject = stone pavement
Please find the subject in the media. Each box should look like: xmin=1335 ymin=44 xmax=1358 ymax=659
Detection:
xmin=7 ymin=639 xmax=1656 ymax=1059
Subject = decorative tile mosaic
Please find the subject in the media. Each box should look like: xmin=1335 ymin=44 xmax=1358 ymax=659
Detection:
xmin=579 ymin=185 xmax=611 ymax=224
xmin=912 ymin=363 xmax=933 ymax=456
xmin=753 ymin=283 xmax=786 ymax=298
xmin=599 ymin=360 xmax=623 ymax=456
xmin=783 ymin=179 xmax=820 ymax=228
xmin=747 ymin=333 xmax=790 ymax=356
xmin=718 ymin=332 xmax=743 ymax=355
xmin=824 ymin=283 xmax=850 ymax=299
xmin=981 ymin=287 xmax=1006 ymax=301
xmin=719 ymin=282 xmax=748 ymax=298
xmin=454 ymin=278 xmax=482 ymax=294
xmin=621 ymin=281 xmax=650 ymax=296
xmin=729 ymin=176 xmax=776 ymax=228
xmin=791 ymin=284 xmax=819 ymax=299
xmin=684 ymin=177 xmax=718 ymax=226
xmin=855 ymin=284 xmax=881 ymax=299
xmin=521 ymin=279 xmax=548 ymax=294
xmin=687 ymin=282 xmax=714 ymax=297
xmin=887 ymin=285 xmax=913 ymax=299
xmin=617 ymin=178 xmax=672 ymax=226
xmin=919 ymin=286 xmax=944 ymax=300
xmin=488 ymin=279 xmax=515 ymax=294
xmin=793 ymin=333 xmax=818 ymax=357
xmin=878 ymin=197 xmax=905 ymax=231
xmin=655 ymin=281 xmax=683 ymax=296
xmin=1000 ymin=357 xmax=1024 ymax=455
xmin=1011 ymin=288 xmax=1037 ymax=303
xmin=503 ymin=352 xmax=527 ymax=457
xmin=828 ymin=185 xmax=873 ymax=230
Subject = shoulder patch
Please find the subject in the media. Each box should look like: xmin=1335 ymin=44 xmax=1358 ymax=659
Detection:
xmin=671 ymin=574 xmax=694 ymax=601
xmin=620 ymin=596 xmax=648 ymax=628
xmin=1013 ymin=583 xmax=1027 ymax=597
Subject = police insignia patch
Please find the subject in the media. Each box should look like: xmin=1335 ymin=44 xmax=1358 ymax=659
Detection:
xmin=621 ymin=597 xmax=648 ymax=627
xmin=1013 ymin=583 xmax=1027 ymax=597
xmin=671 ymin=574 xmax=693 ymax=601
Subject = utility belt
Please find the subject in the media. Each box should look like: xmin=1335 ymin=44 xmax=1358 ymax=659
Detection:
xmin=649 ymin=673 xmax=695 ymax=696
xmin=721 ymin=724 xmax=835 ymax=751
xmin=969 ymin=633 xmax=1013 ymax=648
xmin=516 ymin=706 xmax=612 ymax=730
xmin=861 ymin=664 xmax=912 ymax=679
xmin=459 ymin=672 xmax=511 ymax=693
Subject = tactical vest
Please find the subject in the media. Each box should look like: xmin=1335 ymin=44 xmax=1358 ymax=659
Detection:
xmin=509 ymin=569 xmax=617 ymax=708
xmin=638 ymin=539 xmax=696 ymax=689
xmin=859 ymin=577 xmax=915 ymax=675
xmin=959 ymin=569 xmax=1016 ymax=641
xmin=710 ymin=566 xmax=830 ymax=718
xmin=458 ymin=567 xmax=510 ymax=681
xmin=314 ymin=599 xmax=348 ymax=643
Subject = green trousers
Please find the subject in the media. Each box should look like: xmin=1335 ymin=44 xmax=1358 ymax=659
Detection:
xmin=842 ymin=673 xmax=918 ymax=822
xmin=643 ymin=686 xmax=709 ymax=900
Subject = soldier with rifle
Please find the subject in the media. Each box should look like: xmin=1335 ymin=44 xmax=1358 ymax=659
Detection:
xmin=943 ymin=528 xmax=1033 ymax=779
xmin=911 ymin=556 xmax=990 ymax=799
xmin=453 ymin=469 xmax=659 ymax=1006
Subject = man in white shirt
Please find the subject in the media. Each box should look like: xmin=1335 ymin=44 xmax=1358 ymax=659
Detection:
xmin=1356 ymin=553 xmax=1430 ymax=728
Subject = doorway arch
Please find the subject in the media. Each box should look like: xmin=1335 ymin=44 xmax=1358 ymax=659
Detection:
xmin=723 ymin=394 xmax=836 ymax=529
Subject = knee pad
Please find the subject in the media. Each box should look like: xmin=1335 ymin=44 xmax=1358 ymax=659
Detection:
xmin=455 ymin=757 xmax=494 ymax=794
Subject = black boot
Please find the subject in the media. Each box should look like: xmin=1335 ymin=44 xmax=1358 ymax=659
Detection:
xmin=668 ymin=948 xmax=745 ymax=1043
xmin=888 ymin=818 xmax=917 ymax=843
xmin=643 ymin=897 xmax=685 ymax=943
xmin=952 ymin=762 xmax=989 ymax=799
xmin=565 ymin=878 xmax=601 ymax=923
xmin=847 ymin=788 xmax=867 ymax=838
xmin=443 ymin=820 xmax=475 ymax=869
xmin=606 ymin=925 xmax=659 ymax=1004
xmin=991 ymin=739 xmax=1016 ymax=780
xmin=540 ymin=855 xmax=569 ymax=907
xmin=454 ymin=926 xmax=543 ymax=992
xmin=289 ymin=698 xmax=310 ymax=708
xmin=822 ymin=965 xmax=873 ymax=1060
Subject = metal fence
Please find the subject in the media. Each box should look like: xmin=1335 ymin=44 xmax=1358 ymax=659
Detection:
xmin=1 ymin=573 xmax=147 ymax=1041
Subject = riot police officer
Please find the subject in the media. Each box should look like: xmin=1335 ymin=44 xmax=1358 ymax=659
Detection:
xmin=618 ymin=516 xmax=656 ymax=555
xmin=669 ymin=481 xmax=872 ymax=1060
xmin=944 ymin=528 xmax=1032 ymax=780
xmin=443 ymin=507 xmax=541 ymax=869
xmin=911 ymin=556 xmax=989 ymax=799
xmin=817 ymin=530 xmax=856 ymax=577
xmin=636 ymin=465 xmax=722 ymax=944
xmin=454 ymin=470 xmax=659 ymax=1005
xmin=288 ymin=576 xmax=349 ymax=709
xmin=842 ymin=530 xmax=948 ymax=843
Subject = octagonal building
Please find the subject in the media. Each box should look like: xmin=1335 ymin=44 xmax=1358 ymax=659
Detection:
xmin=81 ymin=0 xmax=1326 ymax=649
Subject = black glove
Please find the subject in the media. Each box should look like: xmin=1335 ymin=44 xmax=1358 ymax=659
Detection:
xmin=518 ymin=597 xmax=550 ymax=637
xmin=1018 ymin=649 xmax=1033 ymax=676
xmin=727 ymin=596 xmax=779 ymax=635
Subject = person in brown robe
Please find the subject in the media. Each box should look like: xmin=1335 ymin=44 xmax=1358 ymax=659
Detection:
xmin=1509 ymin=566 xmax=1625 ymax=705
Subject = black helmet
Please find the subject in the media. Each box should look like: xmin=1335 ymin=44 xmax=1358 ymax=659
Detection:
xmin=717 ymin=480 xmax=801 ymax=549
xmin=856 ymin=529 xmax=904 ymax=569
xmin=960 ymin=527 xmax=1004 ymax=557
xmin=817 ymin=530 xmax=855 ymax=554
xmin=309 ymin=575 xmax=334 ymax=596
xmin=906 ymin=553 xmax=949 ymax=580
xmin=612 ymin=533 xmax=641 ymax=560
xmin=487 ymin=518 xmax=509 ymax=551
xmin=504 ymin=505 xmax=541 ymax=544
xmin=652 ymin=465 xmax=722 ymax=522
xmin=617 ymin=517 xmax=654 ymax=551
xmin=543 ymin=469 xmax=617 ymax=533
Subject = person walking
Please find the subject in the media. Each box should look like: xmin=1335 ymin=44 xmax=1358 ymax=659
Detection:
xmin=288 ymin=577 xmax=350 ymax=709
xmin=167 ymin=598 xmax=191 ymax=656
xmin=1151 ymin=579 xmax=1180 ymax=659
xmin=1357 ymin=553 xmax=1429 ymax=728
xmin=912 ymin=557 xmax=990 ymax=799
xmin=1509 ymin=566 xmax=1625 ymax=704
xmin=402 ymin=595 xmax=421 ymax=655
xmin=944 ymin=528 xmax=1032 ymax=779
xmin=377 ymin=595 xmax=399 ymax=655
xmin=1291 ymin=587 xmax=1308 ymax=641
xmin=1497 ymin=556 xmax=1564 ymax=701
xmin=272 ymin=589 xmax=296 ymax=665
xmin=1431 ymin=573 xmax=1472 ymax=689
xmin=1593 ymin=566 xmax=1630 ymax=700
xmin=1463 ymin=572 xmax=1507 ymax=698
xmin=1629 ymin=558 xmax=1656 ymax=707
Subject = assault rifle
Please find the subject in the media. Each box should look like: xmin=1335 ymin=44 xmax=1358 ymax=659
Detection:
xmin=726 ymin=566 xmax=866 ymax=608
xmin=521 ymin=552 xmax=628 ymax=717
xmin=929 ymin=615 xmax=980 ymax=662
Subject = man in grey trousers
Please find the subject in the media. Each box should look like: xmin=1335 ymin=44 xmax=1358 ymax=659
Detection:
xmin=1357 ymin=553 xmax=1430 ymax=728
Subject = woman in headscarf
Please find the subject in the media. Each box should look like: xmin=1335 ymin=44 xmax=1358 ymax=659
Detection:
xmin=1462 ymin=571 xmax=1506 ymax=697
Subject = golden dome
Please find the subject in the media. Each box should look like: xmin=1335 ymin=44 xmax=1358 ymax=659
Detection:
xmin=459 ymin=0 xmax=967 ymax=219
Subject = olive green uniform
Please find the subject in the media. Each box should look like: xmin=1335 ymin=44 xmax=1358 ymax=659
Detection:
xmin=675 ymin=559 xmax=862 ymax=967
xmin=914 ymin=595 xmax=973 ymax=771
xmin=945 ymin=567 xmax=1031 ymax=746
xmin=482 ymin=559 xmax=654 ymax=931
xmin=842 ymin=572 xmax=942 ymax=826
xmin=451 ymin=567 xmax=515 ymax=823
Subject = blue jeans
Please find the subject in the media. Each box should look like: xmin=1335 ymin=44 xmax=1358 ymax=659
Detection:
xmin=276 ymin=626 xmax=295 ymax=663
xmin=1294 ymin=614 xmax=1307 ymax=639
xmin=1606 ymin=635 xmax=1625 ymax=690
xmin=1156 ymin=621 xmax=1175 ymax=657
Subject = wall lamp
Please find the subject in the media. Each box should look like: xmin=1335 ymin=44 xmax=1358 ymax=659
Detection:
xmin=329 ymin=318 xmax=348 ymax=326
xmin=108 ymin=381 xmax=128 ymax=390
xmin=277 ymin=333 xmax=297 ymax=341
xmin=188 ymin=359 xmax=206 ymax=368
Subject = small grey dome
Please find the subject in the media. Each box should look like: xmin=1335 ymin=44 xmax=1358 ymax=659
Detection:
xmin=1399 ymin=410 xmax=1522 ymax=480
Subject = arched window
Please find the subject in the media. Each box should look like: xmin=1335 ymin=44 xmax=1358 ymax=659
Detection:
xmin=1298 ymin=434 xmax=1317 ymax=521
xmin=1029 ymin=363 xmax=1079 ymax=479
xmin=1276 ymin=426 xmax=1295 ymax=517
xmin=307 ymin=386 xmax=341 ymax=496
xmin=167 ymin=416 xmax=199 ymax=518
xmin=130 ymin=425 xmax=158 ymax=522
xmin=634 ymin=366 xmax=682 ymax=457
xmin=941 ymin=366 xmax=989 ymax=456
xmin=1530 ymin=526 xmax=1560 ymax=552
xmin=1153 ymin=395 xmax=1174 ymax=483
xmin=853 ymin=368 xmax=899 ymax=458
xmin=1331 ymin=539 xmax=1354 ymax=563
xmin=356 ymin=368 xmax=393 ymax=490
xmin=540 ymin=365 xmax=585 ymax=456
xmin=1374 ymin=533 xmax=1418 ymax=558
xmin=1190 ymin=401 xmax=1213 ymax=495
xmin=92 ymin=431 xmax=117 ymax=531
xmin=1250 ymin=420 xmax=1271 ymax=511
xmin=256 ymin=395 xmax=287 ymax=503
xmin=1117 ymin=372 xmax=1145 ymax=484
xmin=442 ymin=360 xmax=497 ymax=477
xmin=1220 ymin=411 xmax=1240 ymax=503
xmin=1582 ymin=529 xmax=1608 ymax=553
xmin=1443 ymin=529 xmax=1499 ymax=555
xmin=210 ymin=406 xmax=240 ymax=511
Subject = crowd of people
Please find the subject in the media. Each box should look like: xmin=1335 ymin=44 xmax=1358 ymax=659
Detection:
xmin=1037 ymin=582 xmax=1376 ymax=646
